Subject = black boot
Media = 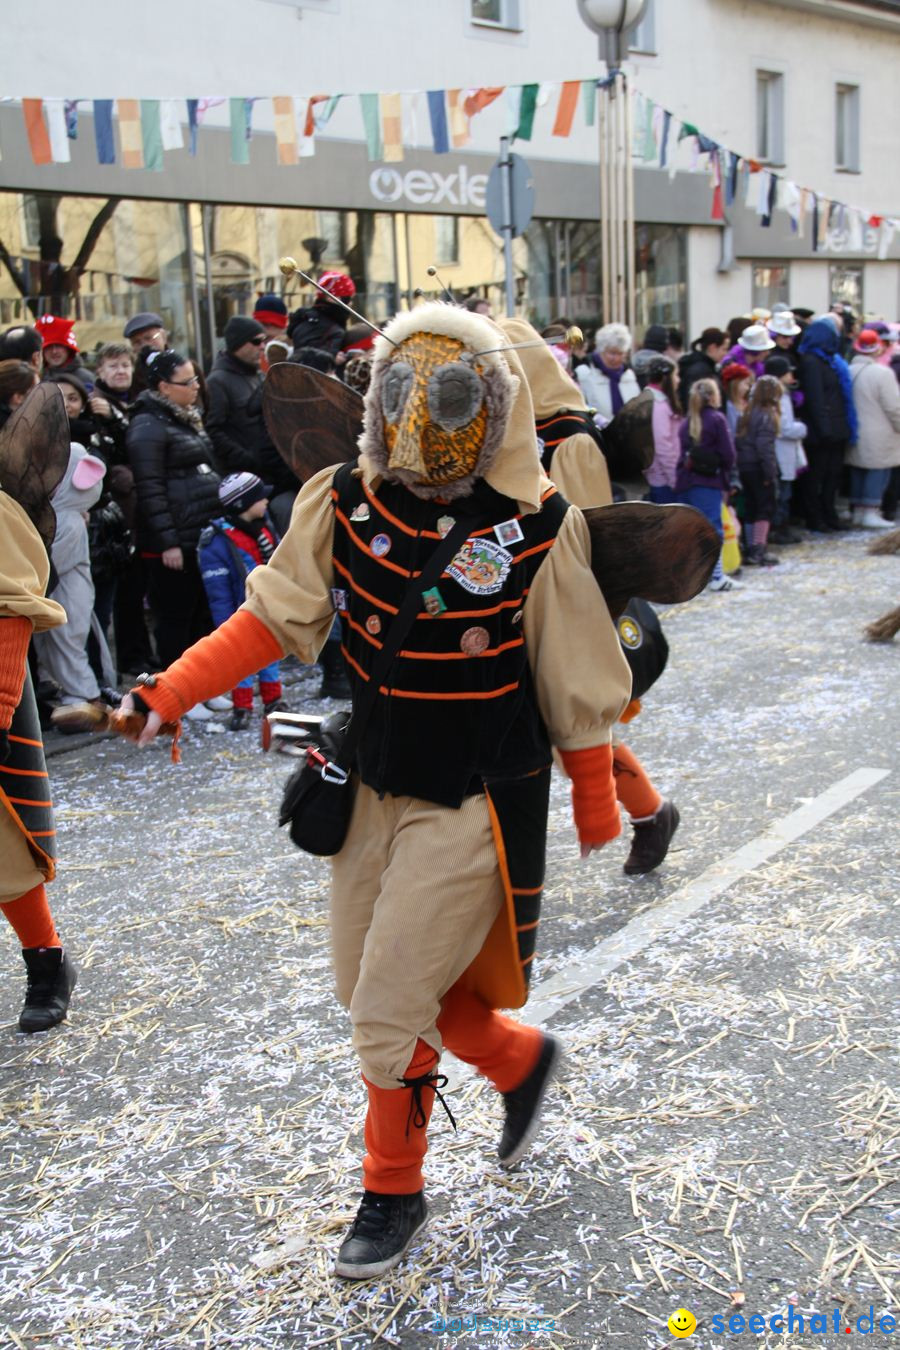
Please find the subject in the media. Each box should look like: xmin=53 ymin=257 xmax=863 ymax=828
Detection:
xmin=319 ymin=641 xmax=352 ymax=700
xmin=19 ymin=947 xmax=77 ymax=1033
xmin=623 ymin=799 xmax=680 ymax=875
xmin=334 ymin=1190 xmax=428 ymax=1280
xmin=229 ymin=707 xmax=252 ymax=731
xmin=498 ymin=1034 xmax=562 ymax=1169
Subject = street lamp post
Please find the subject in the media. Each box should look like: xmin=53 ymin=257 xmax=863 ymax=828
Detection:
xmin=576 ymin=0 xmax=648 ymax=332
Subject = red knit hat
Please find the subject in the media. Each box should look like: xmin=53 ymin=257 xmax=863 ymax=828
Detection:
xmin=252 ymin=293 xmax=289 ymax=330
xmin=317 ymin=271 xmax=356 ymax=300
xmin=36 ymin=314 xmax=79 ymax=352
xmin=721 ymin=361 xmax=751 ymax=385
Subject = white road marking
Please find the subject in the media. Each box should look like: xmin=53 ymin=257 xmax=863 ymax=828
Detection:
xmin=522 ymin=766 xmax=890 ymax=1027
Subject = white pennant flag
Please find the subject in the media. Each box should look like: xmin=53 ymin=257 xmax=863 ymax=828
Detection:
xmin=160 ymin=100 xmax=184 ymax=151
xmin=44 ymin=98 xmax=71 ymax=163
xmin=877 ymin=219 xmax=896 ymax=261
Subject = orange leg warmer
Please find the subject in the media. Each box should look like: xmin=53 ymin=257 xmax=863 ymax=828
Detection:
xmin=362 ymin=1039 xmax=438 ymax=1194
xmin=437 ymin=980 xmax=543 ymax=1095
xmin=612 ymin=744 xmax=663 ymax=821
xmin=1 ymin=883 xmax=60 ymax=949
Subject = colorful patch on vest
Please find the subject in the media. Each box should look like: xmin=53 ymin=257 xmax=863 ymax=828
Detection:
xmin=331 ymin=587 xmax=348 ymax=611
xmin=371 ymin=532 xmax=392 ymax=557
xmin=436 ymin=514 xmax=455 ymax=538
xmin=494 ymin=517 xmax=524 ymax=547
xmin=446 ymin=537 xmax=513 ymax=596
xmin=460 ymin=625 xmax=490 ymax=655
xmin=366 ymin=614 xmax=383 ymax=635
xmin=350 ymin=503 xmax=370 ymax=522
xmin=618 ymin=614 xmax=643 ymax=649
xmin=422 ymin=586 xmax=447 ymax=616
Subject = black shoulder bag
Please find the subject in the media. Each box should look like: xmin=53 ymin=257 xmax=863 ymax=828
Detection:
xmin=279 ymin=514 xmax=479 ymax=856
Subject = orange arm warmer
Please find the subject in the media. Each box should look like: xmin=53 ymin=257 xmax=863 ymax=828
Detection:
xmin=0 ymin=616 xmax=32 ymax=732
xmin=132 ymin=609 xmax=284 ymax=724
xmin=559 ymin=743 xmax=621 ymax=848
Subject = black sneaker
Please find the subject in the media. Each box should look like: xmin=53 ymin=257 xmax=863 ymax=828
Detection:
xmin=19 ymin=948 xmax=77 ymax=1033
xmin=228 ymin=708 xmax=252 ymax=732
xmin=624 ymin=799 xmax=680 ymax=875
xmin=334 ymin=1190 xmax=428 ymax=1280
xmin=498 ymin=1034 xmax=562 ymax=1170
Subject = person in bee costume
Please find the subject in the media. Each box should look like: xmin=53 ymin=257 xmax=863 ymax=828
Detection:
xmin=498 ymin=318 xmax=680 ymax=875
xmin=121 ymin=303 xmax=632 ymax=1280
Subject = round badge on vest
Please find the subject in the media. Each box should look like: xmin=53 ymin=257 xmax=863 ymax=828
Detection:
xmin=460 ymin=626 xmax=490 ymax=655
xmin=366 ymin=614 xmax=382 ymax=636
xmin=371 ymin=532 xmax=392 ymax=557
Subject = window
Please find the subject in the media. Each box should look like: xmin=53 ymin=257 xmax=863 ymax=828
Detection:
xmin=830 ymin=265 xmax=863 ymax=315
xmin=470 ymin=0 xmax=521 ymax=30
xmin=756 ymin=70 xmax=785 ymax=165
xmin=629 ymin=0 xmax=656 ymax=54
xmin=21 ymin=194 xmax=42 ymax=249
xmin=835 ymin=84 xmax=860 ymax=172
xmin=752 ymin=264 xmax=790 ymax=312
xmin=317 ymin=210 xmax=346 ymax=261
xmin=434 ymin=216 xmax=460 ymax=266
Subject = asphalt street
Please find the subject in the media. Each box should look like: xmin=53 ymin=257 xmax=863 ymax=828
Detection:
xmin=1 ymin=527 xmax=897 ymax=1350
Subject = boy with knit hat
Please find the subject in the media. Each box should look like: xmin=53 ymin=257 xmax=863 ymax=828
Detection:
xmin=198 ymin=472 xmax=285 ymax=730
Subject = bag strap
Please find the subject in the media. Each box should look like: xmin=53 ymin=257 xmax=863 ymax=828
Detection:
xmin=328 ymin=512 xmax=483 ymax=777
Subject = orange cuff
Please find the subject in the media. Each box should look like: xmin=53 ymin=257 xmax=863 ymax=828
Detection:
xmin=0 ymin=616 xmax=33 ymax=732
xmin=560 ymin=743 xmax=621 ymax=848
xmin=132 ymin=610 xmax=284 ymax=724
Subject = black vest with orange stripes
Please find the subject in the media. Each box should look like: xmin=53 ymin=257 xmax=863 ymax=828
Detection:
xmin=535 ymin=408 xmax=605 ymax=474
xmin=330 ymin=462 xmax=569 ymax=808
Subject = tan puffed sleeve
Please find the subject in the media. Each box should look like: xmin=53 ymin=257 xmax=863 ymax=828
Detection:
xmin=523 ymin=504 xmax=632 ymax=750
xmin=0 ymin=493 xmax=67 ymax=631
xmin=241 ymin=465 xmax=337 ymax=663
xmin=547 ymin=434 xmax=613 ymax=510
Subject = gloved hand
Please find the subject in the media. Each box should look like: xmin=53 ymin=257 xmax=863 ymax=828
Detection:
xmin=559 ymin=743 xmax=621 ymax=857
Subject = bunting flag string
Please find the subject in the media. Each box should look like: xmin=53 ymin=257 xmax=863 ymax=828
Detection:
xmin=10 ymin=82 xmax=898 ymax=257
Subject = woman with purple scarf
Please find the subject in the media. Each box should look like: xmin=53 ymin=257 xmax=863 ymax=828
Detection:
xmin=575 ymin=323 xmax=640 ymax=428
xmin=797 ymin=317 xmax=859 ymax=532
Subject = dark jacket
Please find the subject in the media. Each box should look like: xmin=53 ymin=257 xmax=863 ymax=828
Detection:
xmin=798 ymin=351 xmax=851 ymax=444
xmin=675 ymin=407 xmax=736 ymax=493
xmin=287 ymin=301 xmax=349 ymax=356
xmin=678 ymin=349 xmax=723 ymax=405
xmin=204 ymin=351 xmax=272 ymax=478
xmin=126 ymin=392 xmax=221 ymax=553
xmin=735 ymin=406 xmax=778 ymax=481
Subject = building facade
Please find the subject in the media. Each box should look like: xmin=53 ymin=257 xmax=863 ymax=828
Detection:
xmin=0 ymin=0 xmax=897 ymax=362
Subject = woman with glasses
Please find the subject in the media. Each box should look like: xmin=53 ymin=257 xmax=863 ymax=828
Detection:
xmin=126 ymin=351 xmax=221 ymax=705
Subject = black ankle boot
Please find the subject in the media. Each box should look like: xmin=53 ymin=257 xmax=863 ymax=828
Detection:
xmin=334 ymin=1190 xmax=428 ymax=1280
xmin=498 ymin=1034 xmax=562 ymax=1169
xmin=623 ymin=800 xmax=680 ymax=875
xmin=319 ymin=641 xmax=352 ymax=700
xmin=229 ymin=707 xmax=252 ymax=731
xmin=19 ymin=947 xmax=77 ymax=1033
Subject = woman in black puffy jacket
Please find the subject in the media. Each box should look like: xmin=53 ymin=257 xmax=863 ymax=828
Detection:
xmin=126 ymin=350 xmax=221 ymax=671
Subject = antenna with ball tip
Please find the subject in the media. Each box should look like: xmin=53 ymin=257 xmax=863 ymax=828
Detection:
xmin=466 ymin=326 xmax=585 ymax=359
xmin=426 ymin=265 xmax=457 ymax=304
xmin=278 ymin=257 xmax=398 ymax=345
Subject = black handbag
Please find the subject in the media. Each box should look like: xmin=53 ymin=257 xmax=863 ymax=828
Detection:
xmin=278 ymin=513 xmax=480 ymax=856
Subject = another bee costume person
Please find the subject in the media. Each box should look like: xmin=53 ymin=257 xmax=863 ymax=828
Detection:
xmin=121 ymin=303 xmax=632 ymax=1280
xmin=498 ymin=317 xmax=680 ymax=876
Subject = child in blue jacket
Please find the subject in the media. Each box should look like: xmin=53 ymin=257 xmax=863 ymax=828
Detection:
xmin=199 ymin=473 xmax=286 ymax=730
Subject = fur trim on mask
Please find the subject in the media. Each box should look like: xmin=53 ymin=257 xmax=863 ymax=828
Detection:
xmin=359 ymin=302 xmax=519 ymax=500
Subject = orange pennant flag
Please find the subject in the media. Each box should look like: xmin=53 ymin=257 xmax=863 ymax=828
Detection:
xmin=272 ymin=96 xmax=298 ymax=165
xmin=463 ymin=87 xmax=505 ymax=119
xmin=381 ymin=93 xmax=404 ymax=163
xmin=304 ymin=94 xmax=328 ymax=138
xmin=22 ymin=100 xmax=52 ymax=166
xmin=552 ymin=81 xmax=580 ymax=137
xmin=117 ymin=99 xmax=144 ymax=168
xmin=447 ymin=90 xmax=470 ymax=148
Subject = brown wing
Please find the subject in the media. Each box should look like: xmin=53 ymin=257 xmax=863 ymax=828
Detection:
xmin=263 ymin=363 xmax=364 ymax=483
xmin=0 ymin=383 xmax=70 ymax=548
xmin=582 ymin=501 xmax=720 ymax=618
xmin=600 ymin=389 xmax=655 ymax=477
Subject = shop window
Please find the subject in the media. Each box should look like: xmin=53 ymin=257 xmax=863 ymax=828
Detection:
xmin=752 ymin=264 xmax=790 ymax=312
xmin=835 ymin=84 xmax=860 ymax=172
xmin=634 ymin=224 xmax=687 ymax=334
xmin=21 ymin=194 xmax=42 ymax=249
xmin=317 ymin=210 xmax=346 ymax=262
xmin=434 ymin=216 xmax=460 ymax=267
xmin=829 ymin=265 xmax=863 ymax=315
xmin=470 ymin=0 xmax=522 ymax=31
xmin=756 ymin=70 xmax=785 ymax=166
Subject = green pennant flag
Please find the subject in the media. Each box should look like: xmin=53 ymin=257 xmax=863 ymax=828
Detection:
xmin=229 ymin=98 xmax=250 ymax=164
xmin=318 ymin=95 xmax=341 ymax=126
xmin=678 ymin=122 xmax=699 ymax=141
xmin=140 ymin=99 xmax=163 ymax=171
xmin=516 ymin=84 xmax=538 ymax=141
xmin=581 ymin=79 xmax=596 ymax=127
xmin=359 ymin=93 xmax=382 ymax=160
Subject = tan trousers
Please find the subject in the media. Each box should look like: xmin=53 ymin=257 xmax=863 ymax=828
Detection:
xmin=0 ymin=808 xmax=44 ymax=902
xmin=330 ymin=783 xmax=504 ymax=1090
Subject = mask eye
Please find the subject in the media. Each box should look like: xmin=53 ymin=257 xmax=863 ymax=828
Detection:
xmin=426 ymin=362 xmax=484 ymax=431
xmin=382 ymin=361 xmax=415 ymax=423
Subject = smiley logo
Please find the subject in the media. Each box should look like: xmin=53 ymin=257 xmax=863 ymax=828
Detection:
xmin=667 ymin=1307 xmax=697 ymax=1338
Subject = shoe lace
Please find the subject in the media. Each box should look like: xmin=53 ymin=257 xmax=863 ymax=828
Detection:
xmin=400 ymin=1070 xmax=457 ymax=1136
xmin=352 ymin=1193 xmax=401 ymax=1240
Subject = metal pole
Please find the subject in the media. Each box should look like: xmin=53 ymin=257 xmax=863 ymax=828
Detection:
xmin=609 ymin=78 xmax=621 ymax=321
xmin=624 ymin=70 xmax=637 ymax=335
xmin=201 ymin=203 xmax=217 ymax=360
xmin=182 ymin=202 xmax=203 ymax=364
xmin=616 ymin=71 xmax=627 ymax=324
xmin=599 ymin=87 xmax=610 ymax=325
xmin=499 ymin=135 xmax=516 ymax=317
